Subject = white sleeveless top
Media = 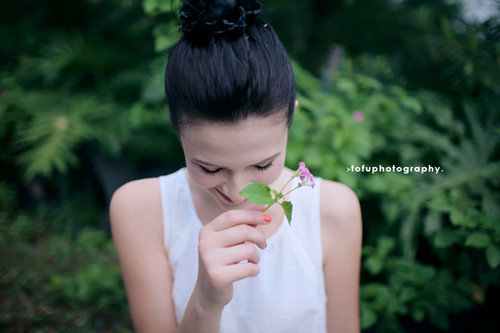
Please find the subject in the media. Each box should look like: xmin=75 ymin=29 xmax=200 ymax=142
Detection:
xmin=159 ymin=167 xmax=327 ymax=332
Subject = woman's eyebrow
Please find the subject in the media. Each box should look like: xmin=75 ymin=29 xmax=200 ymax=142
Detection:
xmin=192 ymin=152 xmax=281 ymax=168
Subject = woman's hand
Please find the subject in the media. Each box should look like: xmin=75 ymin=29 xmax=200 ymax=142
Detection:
xmin=194 ymin=205 xmax=271 ymax=310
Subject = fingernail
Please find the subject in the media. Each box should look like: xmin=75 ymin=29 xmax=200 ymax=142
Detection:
xmin=263 ymin=214 xmax=272 ymax=222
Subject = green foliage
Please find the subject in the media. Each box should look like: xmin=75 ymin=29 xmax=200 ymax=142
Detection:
xmin=0 ymin=181 xmax=18 ymax=213
xmin=287 ymin=51 xmax=499 ymax=331
xmin=0 ymin=201 xmax=131 ymax=330
xmin=360 ymin=236 xmax=474 ymax=331
xmin=153 ymin=22 xmax=183 ymax=52
xmin=143 ymin=0 xmax=180 ymax=17
xmin=4 ymin=91 xmax=117 ymax=182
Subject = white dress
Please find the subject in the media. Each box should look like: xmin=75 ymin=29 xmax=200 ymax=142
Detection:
xmin=159 ymin=167 xmax=327 ymax=333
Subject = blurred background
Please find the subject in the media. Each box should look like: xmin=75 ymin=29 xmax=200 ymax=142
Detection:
xmin=0 ymin=0 xmax=498 ymax=331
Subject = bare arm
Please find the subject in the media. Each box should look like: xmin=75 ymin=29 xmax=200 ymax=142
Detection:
xmin=178 ymin=284 xmax=224 ymax=332
xmin=321 ymin=182 xmax=363 ymax=333
xmin=110 ymin=179 xmax=180 ymax=332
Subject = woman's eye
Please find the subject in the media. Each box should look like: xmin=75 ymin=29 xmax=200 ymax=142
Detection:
xmin=255 ymin=162 xmax=273 ymax=171
xmin=199 ymin=162 xmax=273 ymax=175
xmin=199 ymin=166 xmax=222 ymax=174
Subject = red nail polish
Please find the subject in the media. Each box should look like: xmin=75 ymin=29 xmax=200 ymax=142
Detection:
xmin=263 ymin=215 xmax=272 ymax=222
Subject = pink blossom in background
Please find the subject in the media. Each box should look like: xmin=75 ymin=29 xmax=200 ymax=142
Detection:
xmin=352 ymin=110 xmax=364 ymax=122
xmin=297 ymin=161 xmax=316 ymax=189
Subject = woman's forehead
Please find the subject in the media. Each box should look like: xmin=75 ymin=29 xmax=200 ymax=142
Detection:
xmin=180 ymin=117 xmax=288 ymax=157
xmin=183 ymin=116 xmax=286 ymax=141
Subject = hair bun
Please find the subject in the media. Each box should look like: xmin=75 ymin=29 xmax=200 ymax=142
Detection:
xmin=177 ymin=0 xmax=263 ymax=36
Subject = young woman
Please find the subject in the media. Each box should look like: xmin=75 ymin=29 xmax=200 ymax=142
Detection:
xmin=110 ymin=0 xmax=362 ymax=332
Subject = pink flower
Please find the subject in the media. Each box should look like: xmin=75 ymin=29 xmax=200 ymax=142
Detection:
xmin=352 ymin=110 xmax=364 ymax=122
xmin=297 ymin=162 xmax=316 ymax=189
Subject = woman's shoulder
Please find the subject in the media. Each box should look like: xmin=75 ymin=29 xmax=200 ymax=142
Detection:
xmin=319 ymin=178 xmax=361 ymax=222
xmin=319 ymin=178 xmax=363 ymax=261
xmin=111 ymin=177 xmax=161 ymax=206
xmin=109 ymin=177 xmax=163 ymax=242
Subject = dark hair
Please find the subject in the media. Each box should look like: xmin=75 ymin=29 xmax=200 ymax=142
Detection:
xmin=164 ymin=0 xmax=296 ymax=140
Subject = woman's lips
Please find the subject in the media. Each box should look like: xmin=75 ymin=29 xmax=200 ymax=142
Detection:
xmin=217 ymin=188 xmax=233 ymax=203
xmin=216 ymin=188 xmax=247 ymax=205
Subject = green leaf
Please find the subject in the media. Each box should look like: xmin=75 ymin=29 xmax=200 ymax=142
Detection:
xmin=486 ymin=245 xmax=500 ymax=269
xmin=412 ymin=309 xmax=425 ymax=322
xmin=239 ymin=183 xmax=275 ymax=205
xmin=270 ymin=189 xmax=280 ymax=200
xmin=480 ymin=161 xmax=500 ymax=178
xmin=427 ymin=193 xmax=453 ymax=213
xmin=143 ymin=0 xmax=179 ymax=16
xmin=378 ymin=236 xmax=395 ymax=256
xmin=365 ymin=257 xmax=383 ymax=275
xmin=450 ymin=209 xmax=468 ymax=227
xmin=280 ymin=200 xmax=293 ymax=225
xmin=465 ymin=232 xmax=490 ymax=248
xmin=153 ymin=23 xmax=181 ymax=52
xmin=433 ymin=230 xmax=459 ymax=249
xmin=360 ymin=303 xmax=377 ymax=329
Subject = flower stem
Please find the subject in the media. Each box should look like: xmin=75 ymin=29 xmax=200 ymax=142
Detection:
xmin=262 ymin=182 xmax=302 ymax=213
xmin=280 ymin=184 xmax=302 ymax=198
xmin=277 ymin=174 xmax=296 ymax=196
xmin=261 ymin=202 xmax=274 ymax=213
xmin=261 ymin=173 xmax=298 ymax=213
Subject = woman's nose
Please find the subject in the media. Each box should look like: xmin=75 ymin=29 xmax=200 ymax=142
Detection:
xmin=227 ymin=176 xmax=252 ymax=202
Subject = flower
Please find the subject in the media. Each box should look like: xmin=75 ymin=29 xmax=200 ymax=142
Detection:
xmin=239 ymin=161 xmax=317 ymax=224
xmin=297 ymin=161 xmax=316 ymax=189
xmin=352 ymin=110 xmax=364 ymax=122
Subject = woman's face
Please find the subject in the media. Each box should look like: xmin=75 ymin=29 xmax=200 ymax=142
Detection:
xmin=180 ymin=114 xmax=290 ymax=211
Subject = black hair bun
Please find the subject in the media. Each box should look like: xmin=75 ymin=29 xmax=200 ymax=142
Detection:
xmin=177 ymin=0 xmax=263 ymax=36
